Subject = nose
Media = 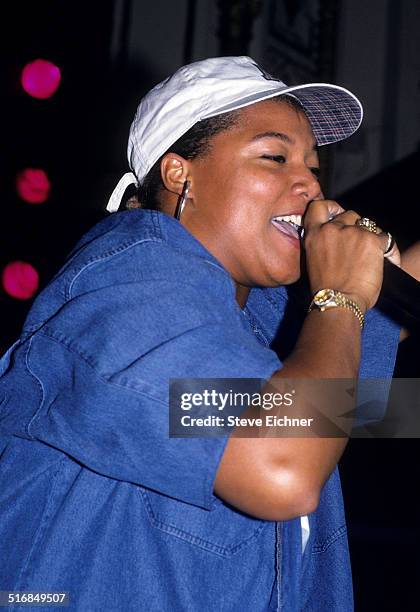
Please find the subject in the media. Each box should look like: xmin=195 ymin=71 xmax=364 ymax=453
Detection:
xmin=290 ymin=167 xmax=321 ymax=201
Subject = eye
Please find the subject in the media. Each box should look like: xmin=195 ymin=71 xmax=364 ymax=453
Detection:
xmin=261 ymin=154 xmax=286 ymax=163
xmin=310 ymin=167 xmax=320 ymax=179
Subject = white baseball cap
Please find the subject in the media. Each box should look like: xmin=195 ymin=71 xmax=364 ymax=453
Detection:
xmin=107 ymin=56 xmax=363 ymax=212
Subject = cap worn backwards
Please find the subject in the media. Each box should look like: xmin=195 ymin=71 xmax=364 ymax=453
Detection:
xmin=107 ymin=56 xmax=363 ymax=212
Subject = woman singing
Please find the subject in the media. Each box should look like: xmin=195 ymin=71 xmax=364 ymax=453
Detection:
xmin=0 ymin=56 xmax=408 ymax=611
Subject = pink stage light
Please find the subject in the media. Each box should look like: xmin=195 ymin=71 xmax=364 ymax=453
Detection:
xmin=21 ymin=59 xmax=61 ymax=99
xmin=16 ymin=168 xmax=51 ymax=204
xmin=2 ymin=261 xmax=39 ymax=300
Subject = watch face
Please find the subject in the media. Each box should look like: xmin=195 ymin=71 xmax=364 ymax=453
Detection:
xmin=314 ymin=288 xmax=335 ymax=306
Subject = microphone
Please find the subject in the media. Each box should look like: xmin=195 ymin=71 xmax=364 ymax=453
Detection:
xmin=290 ymin=239 xmax=420 ymax=332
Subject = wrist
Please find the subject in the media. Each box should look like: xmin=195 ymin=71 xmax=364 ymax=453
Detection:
xmin=334 ymin=291 xmax=368 ymax=315
xmin=308 ymin=288 xmax=365 ymax=329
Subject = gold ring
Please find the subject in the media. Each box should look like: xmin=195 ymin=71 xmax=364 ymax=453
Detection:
xmin=355 ymin=217 xmax=378 ymax=233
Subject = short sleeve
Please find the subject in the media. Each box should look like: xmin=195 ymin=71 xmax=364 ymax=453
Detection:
xmin=25 ymin=277 xmax=280 ymax=510
xmin=360 ymin=307 xmax=400 ymax=378
xmin=355 ymin=307 xmax=400 ymax=426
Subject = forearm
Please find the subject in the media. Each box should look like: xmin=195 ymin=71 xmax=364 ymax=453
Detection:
xmin=267 ymin=307 xmax=361 ymax=490
xmin=216 ymin=308 xmax=362 ymax=520
xmin=280 ymin=306 xmax=361 ymax=378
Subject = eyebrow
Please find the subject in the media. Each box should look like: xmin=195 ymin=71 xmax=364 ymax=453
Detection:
xmin=251 ymin=131 xmax=317 ymax=151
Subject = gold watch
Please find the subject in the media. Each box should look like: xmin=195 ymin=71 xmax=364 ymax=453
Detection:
xmin=308 ymin=288 xmax=365 ymax=329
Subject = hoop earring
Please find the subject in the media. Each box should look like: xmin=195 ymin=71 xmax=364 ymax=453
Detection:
xmin=174 ymin=180 xmax=190 ymax=220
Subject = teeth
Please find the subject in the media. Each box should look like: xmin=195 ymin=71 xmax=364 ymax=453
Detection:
xmin=272 ymin=214 xmax=302 ymax=228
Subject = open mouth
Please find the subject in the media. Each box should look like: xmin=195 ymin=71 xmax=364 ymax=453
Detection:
xmin=271 ymin=214 xmax=303 ymax=239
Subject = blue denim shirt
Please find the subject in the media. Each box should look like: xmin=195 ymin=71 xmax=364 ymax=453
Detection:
xmin=0 ymin=210 xmax=399 ymax=611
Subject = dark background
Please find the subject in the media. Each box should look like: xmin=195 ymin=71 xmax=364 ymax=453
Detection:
xmin=1 ymin=1 xmax=420 ymax=609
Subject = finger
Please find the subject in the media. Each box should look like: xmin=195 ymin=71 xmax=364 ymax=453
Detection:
xmin=328 ymin=209 xmax=361 ymax=227
xmin=381 ymin=233 xmax=401 ymax=266
xmin=304 ymin=199 xmax=345 ymax=231
xmin=350 ymin=221 xmax=400 ymax=265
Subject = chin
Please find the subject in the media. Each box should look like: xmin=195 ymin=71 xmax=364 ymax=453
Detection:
xmin=268 ymin=267 xmax=301 ymax=287
xmin=237 ymin=263 xmax=301 ymax=289
xmin=253 ymin=274 xmax=300 ymax=289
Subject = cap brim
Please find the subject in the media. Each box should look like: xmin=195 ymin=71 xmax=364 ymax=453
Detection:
xmin=203 ymin=82 xmax=363 ymax=146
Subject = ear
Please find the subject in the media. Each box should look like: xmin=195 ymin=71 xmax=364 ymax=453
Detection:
xmin=160 ymin=153 xmax=192 ymax=197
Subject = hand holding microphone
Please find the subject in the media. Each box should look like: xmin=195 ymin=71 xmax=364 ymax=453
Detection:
xmin=300 ymin=200 xmax=420 ymax=330
xmin=302 ymin=200 xmax=395 ymax=315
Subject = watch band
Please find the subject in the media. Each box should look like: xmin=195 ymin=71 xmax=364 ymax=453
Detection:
xmin=308 ymin=288 xmax=365 ymax=329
